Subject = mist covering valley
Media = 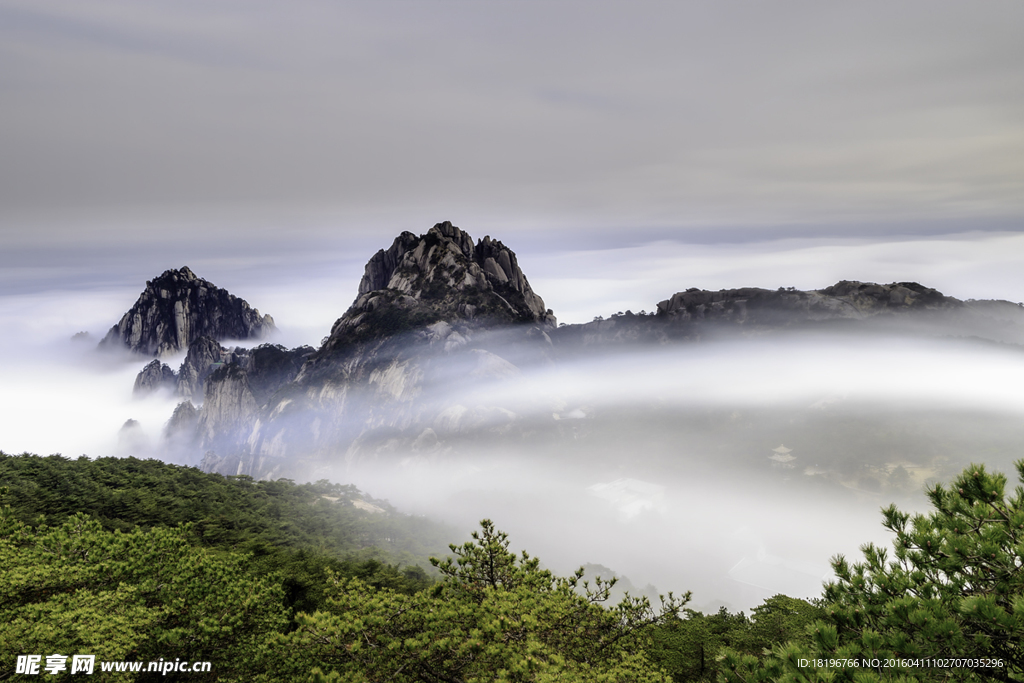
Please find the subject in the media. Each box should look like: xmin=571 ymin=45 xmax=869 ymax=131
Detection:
xmin=3 ymin=224 xmax=1024 ymax=612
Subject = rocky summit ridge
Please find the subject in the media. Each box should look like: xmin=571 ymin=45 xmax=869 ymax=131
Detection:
xmin=133 ymin=336 xmax=314 ymax=401
xmin=100 ymin=266 xmax=275 ymax=357
xmin=108 ymin=222 xmax=1024 ymax=480
xmin=557 ymin=279 xmax=1024 ymax=347
xmin=656 ymin=280 xmax=953 ymax=321
xmin=319 ymin=221 xmax=554 ymax=355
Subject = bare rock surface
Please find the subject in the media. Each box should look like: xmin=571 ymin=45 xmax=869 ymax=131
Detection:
xmin=133 ymin=359 xmax=177 ymax=397
xmin=322 ymin=221 xmax=554 ymax=356
xmin=195 ymin=363 xmax=259 ymax=452
xmin=100 ymin=266 xmax=275 ymax=357
xmin=176 ymin=336 xmax=232 ymax=400
xmin=654 ymin=281 xmax=956 ymax=322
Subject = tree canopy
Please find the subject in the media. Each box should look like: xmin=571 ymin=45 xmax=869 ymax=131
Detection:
xmin=5 ymin=450 xmax=1024 ymax=682
xmin=262 ymin=519 xmax=689 ymax=682
xmin=0 ymin=452 xmax=452 ymax=565
xmin=721 ymin=461 xmax=1024 ymax=682
xmin=0 ymin=505 xmax=287 ymax=680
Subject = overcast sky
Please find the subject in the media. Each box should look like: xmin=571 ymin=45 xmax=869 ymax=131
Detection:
xmin=1 ymin=0 xmax=1023 ymax=311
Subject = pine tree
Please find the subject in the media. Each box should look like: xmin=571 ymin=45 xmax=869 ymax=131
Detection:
xmin=721 ymin=461 xmax=1024 ymax=682
xmin=263 ymin=519 xmax=689 ymax=682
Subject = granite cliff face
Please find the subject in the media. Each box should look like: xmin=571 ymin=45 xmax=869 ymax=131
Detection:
xmin=100 ymin=267 xmax=275 ymax=357
xmin=175 ymin=337 xmax=232 ymax=400
xmin=195 ymin=363 xmax=260 ymax=453
xmin=133 ymin=360 xmax=177 ymax=397
xmin=128 ymin=334 xmax=311 ymax=466
xmin=132 ymin=335 xmax=310 ymax=403
xmin=319 ymin=221 xmax=553 ymax=356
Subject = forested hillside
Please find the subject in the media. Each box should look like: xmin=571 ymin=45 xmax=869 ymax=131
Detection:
xmin=0 ymin=452 xmax=452 ymax=560
xmin=3 ymin=453 xmax=1022 ymax=681
xmin=0 ymin=453 xmax=453 ymax=615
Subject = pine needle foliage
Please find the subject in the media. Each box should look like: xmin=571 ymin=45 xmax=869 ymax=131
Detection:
xmin=0 ymin=452 xmax=448 ymax=613
xmin=0 ymin=452 xmax=451 ymax=564
xmin=720 ymin=461 xmax=1024 ymax=683
xmin=263 ymin=520 xmax=690 ymax=682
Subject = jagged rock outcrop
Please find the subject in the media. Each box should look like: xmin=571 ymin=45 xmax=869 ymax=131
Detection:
xmin=149 ymin=220 xmax=1024 ymax=481
xmin=175 ymin=339 xmax=313 ymax=400
xmin=176 ymin=337 xmax=231 ymax=400
xmin=133 ymin=360 xmax=177 ymax=397
xmin=149 ymin=213 xmax=1024 ymax=482
xmin=319 ymin=221 xmax=554 ymax=356
xmin=99 ymin=266 xmax=275 ymax=357
xmin=244 ymin=343 xmax=315 ymax=403
xmin=196 ymin=364 xmax=259 ymax=452
xmin=171 ymin=342 xmax=313 ymax=466
xmin=818 ymin=281 xmax=952 ymax=311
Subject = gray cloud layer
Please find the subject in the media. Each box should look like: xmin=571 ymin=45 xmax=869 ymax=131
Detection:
xmin=1 ymin=0 xmax=1023 ymax=246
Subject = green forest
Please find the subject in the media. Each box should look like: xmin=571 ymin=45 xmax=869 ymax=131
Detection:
xmin=1 ymin=452 xmax=1022 ymax=681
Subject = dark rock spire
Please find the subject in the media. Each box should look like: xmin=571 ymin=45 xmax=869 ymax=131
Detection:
xmin=99 ymin=266 xmax=275 ymax=357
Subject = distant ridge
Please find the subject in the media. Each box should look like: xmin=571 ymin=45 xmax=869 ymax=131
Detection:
xmin=100 ymin=266 xmax=276 ymax=357
xmin=656 ymin=280 xmax=955 ymax=320
xmin=555 ymin=280 xmax=1024 ymax=347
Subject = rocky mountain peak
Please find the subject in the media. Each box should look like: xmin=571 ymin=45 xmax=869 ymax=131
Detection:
xmin=152 ymin=266 xmax=199 ymax=286
xmin=323 ymin=221 xmax=555 ymax=353
xmin=133 ymin=359 xmax=177 ymax=397
xmin=816 ymin=280 xmax=951 ymax=310
xmin=99 ymin=267 xmax=276 ymax=357
xmin=358 ymin=231 xmax=421 ymax=296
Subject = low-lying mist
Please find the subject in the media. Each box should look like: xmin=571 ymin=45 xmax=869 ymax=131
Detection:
xmin=309 ymin=330 xmax=1024 ymax=610
xmin=4 ymin=264 xmax=1024 ymax=611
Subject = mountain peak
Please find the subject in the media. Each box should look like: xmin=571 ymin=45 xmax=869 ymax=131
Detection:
xmin=323 ymin=222 xmax=554 ymax=352
xmin=100 ymin=267 xmax=275 ymax=357
xmin=149 ymin=266 xmax=199 ymax=286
